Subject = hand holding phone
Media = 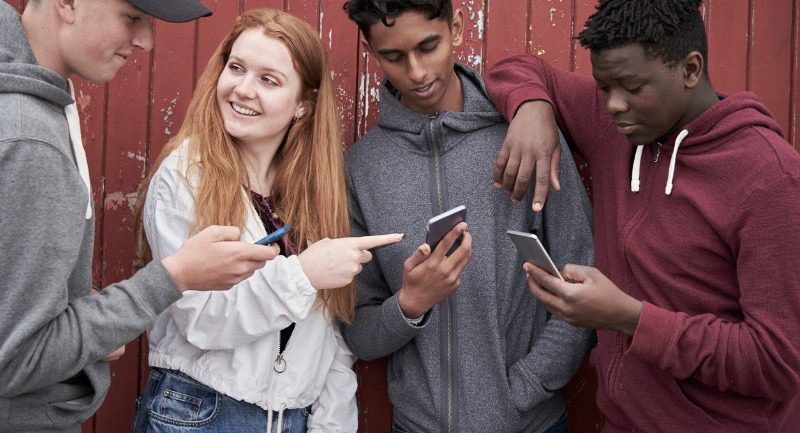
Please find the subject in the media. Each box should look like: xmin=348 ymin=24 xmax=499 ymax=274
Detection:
xmin=255 ymin=224 xmax=292 ymax=246
xmin=426 ymin=205 xmax=466 ymax=252
xmin=507 ymin=230 xmax=563 ymax=280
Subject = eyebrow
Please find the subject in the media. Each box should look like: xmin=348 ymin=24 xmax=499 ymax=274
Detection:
xmin=228 ymin=55 xmax=288 ymax=80
xmin=375 ymin=34 xmax=441 ymax=56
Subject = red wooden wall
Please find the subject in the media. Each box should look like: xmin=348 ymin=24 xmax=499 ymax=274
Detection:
xmin=8 ymin=0 xmax=800 ymax=431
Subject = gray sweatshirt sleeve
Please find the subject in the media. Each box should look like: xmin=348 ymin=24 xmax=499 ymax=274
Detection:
xmin=507 ymin=136 xmax=596 ymax=411
xmin=0 ymin=140 xmax=181 ymax=397
xmin=341 ymin=169 xmax=428 ymax=361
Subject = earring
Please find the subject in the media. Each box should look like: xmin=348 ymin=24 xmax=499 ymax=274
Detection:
xmin=291 ymin=116 xmax=299 ymax=123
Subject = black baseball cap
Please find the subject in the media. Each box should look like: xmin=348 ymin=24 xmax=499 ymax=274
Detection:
xmin=127 ymin=0 xmax=212 ymax=23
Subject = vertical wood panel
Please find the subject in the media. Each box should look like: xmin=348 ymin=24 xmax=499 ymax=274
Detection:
xmin=355 ymin=44 xmax=383 ymax=138
xmin=321 ymin=0 xmax=361 ymax=148
xmin=243 ymin=0 xmax=284 ymax=10
xmin=748 ymin=0 xmax=793 ymax=134
xmin=791 ymin=0 xmax=799 ymax=148
xmin=148 ymin=21 xmax=199 ymax=164
xmin=195 ymin=0 xmax=242 ymax=80
xmin=286 ymin=0 xmax=320 ymax=26
xmin=484 ymin=0 xmax=528 ymax=68
xmin=529 ymin=0 xmax=575 ymax=69
xmin=454 ymin=0 xmax=486 ymax=72
xmin=706 ymin=0 xmax=750 ymax=93
xmin=93 ymin=48 xmax=153 ymax=432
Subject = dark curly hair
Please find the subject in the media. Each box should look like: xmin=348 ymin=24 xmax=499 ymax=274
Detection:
xmin=578 ymin=0 xmax=708 ymax=73
xmin=342 ymin=0 xmax=453 ymax=40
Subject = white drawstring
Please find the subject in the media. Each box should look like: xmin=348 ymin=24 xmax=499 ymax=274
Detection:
xmin=64 ymin=79 xmax=93 ymax=219
xmin=629 ymin=129 xmax=689 ymax=195
xmin=630 ymin=145 xmax=645 ymax=192
xmin=665 ymin=129 xmax=689 ymax=195
xmin=276 ymin=403 xmax=287 ymax=433
xmin=265 ymin=402 xmax=287 ymax=433
xmin=266 ymin=403 xmax=273 ymax=433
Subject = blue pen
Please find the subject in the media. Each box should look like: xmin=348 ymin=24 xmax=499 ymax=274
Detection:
xmin=254 ymin=224 xmax=291 ymax=246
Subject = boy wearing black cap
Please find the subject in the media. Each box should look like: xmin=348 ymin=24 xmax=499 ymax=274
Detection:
xmin=0 ymin=1 xmax=280 ymax=432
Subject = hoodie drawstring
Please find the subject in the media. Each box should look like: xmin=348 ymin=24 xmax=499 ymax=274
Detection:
xmin=630 ymin=145 xmax=645 ymax=192
xmin=630 ymin=129 xmax=689 ymax=195
xmin=64 ymin=79 xmax=93 ymax=219
xmin=266 ymin=403 xmax=287 ymax=433
xmin=665 ymin=129 xmax=689 ymax=195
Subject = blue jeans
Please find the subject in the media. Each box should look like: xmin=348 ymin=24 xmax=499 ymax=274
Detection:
xmin=391 ymin=412 xmax=568 ymax=433
xmin=132 ymin=368 xmax=309 ymax=433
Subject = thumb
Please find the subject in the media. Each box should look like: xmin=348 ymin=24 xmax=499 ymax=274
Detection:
xmin=202 ymin=225 xmax=242 ymax=242
xmin=405 ymin=243 xmax=431 ymax=269
xmin=560 ymin=263 xmax=589 ymax=283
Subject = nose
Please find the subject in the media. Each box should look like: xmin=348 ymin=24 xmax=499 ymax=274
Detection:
xmin=132 ymin=18 xmax=155 ymax=52
xmin=604 ymin=89 xmax=629 ymax=115
xmin=407 ymin=54 xmax=427 ymax=83
xmin=233 ymin=74 xmax=257 ymax=99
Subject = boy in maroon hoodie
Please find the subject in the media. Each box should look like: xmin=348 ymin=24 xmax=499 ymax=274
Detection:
xmin=484 ymin=0 xmax=800 ymax=431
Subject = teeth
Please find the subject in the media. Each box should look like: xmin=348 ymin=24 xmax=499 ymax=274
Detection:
xmin=232 ymin=103 xmax=259 ymax=116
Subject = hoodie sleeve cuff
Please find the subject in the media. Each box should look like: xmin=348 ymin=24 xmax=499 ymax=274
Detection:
xmin=382 ymin=293 xmax=429 ymax=339
xmin=627 ymin=301 xmax=678 ymax=366
xmin=503 ymin=85 xmax=554 ymax=121
xmin=126 ymin=260 xmax=183 ymax=317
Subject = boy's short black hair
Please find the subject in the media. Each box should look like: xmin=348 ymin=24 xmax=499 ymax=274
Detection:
xmin=578 ymin=0 xmax=708 ymax=73
xmin=342 ymin=0 xmax=453 ymax=40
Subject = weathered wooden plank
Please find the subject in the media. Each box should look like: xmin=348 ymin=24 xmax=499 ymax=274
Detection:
xmin=706 ymin=0 xmax=749 ymax=93
xmin=530 ymin=0 xmax=575 ymax=69
xmin=484 ymin=0 xmax=528 ymax=68
xmin=195 ymin=0 xmax=242 ymax=81
xmin=748 ymin=0 xmax=793 ymax=135
xmin=93 ymin=45 xmax=153 ymax=433
xmin=321 ymin=0 xmax=361 ymax=147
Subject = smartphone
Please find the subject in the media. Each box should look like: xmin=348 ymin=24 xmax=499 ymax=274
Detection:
xmin=506 ymin=230 xmax=564 ymax=280
xmin=426 ymin=205 xmax=466 ymax=252
xmin=255 ymin=224 xmax=292 ymax=246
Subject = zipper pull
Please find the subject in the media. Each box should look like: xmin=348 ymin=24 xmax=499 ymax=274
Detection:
xmin=652 ymin=142 xmax=663 ymax=164
xmin=274 ymin=353 xmax=287 ymax=373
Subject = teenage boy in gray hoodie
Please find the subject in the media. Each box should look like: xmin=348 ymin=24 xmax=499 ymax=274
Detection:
xmin=341 ymin=1 xmax=595 ymax=432
xmin=0 ymin=1 xmax=280 ymax=432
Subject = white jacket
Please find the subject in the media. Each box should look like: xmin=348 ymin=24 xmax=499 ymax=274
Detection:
xmin=143 ymin=141 xmax=357 ymax=432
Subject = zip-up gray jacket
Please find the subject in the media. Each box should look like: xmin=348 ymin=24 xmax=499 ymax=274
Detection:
xmin=0 ymin=3 xmax=181 ymax=432
xmin=342 ymin=63 xmax=595 ymax=433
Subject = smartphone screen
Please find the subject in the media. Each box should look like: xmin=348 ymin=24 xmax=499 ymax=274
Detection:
xmin=507 ymin=230 xmax=564 ymax=280
xmin=426 ymin=205 xmax=466 ymax=252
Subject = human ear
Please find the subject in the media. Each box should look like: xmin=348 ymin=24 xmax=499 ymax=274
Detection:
xmin=55 ymin=0 xmax=77 ymax=24
xmin=294 ymin=103 xmax=308 ymax=120
xmin=682 ymin=51 xmax=704 ymax=89
xmin=451 ymin=8 xmax=465 ymax=47
xmin=360 ymin=36 xmax=375 ymax=57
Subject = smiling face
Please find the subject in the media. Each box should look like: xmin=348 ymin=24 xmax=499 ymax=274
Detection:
xmin=216 ymin=28 xmax=305 ymax=150
xmin=56 ymin=0 xmax=154 ymax=83
xmin=365 ymin=9 xmax=464 ymax=114
xmin=591 ymin=43 xmax=697 ymax=146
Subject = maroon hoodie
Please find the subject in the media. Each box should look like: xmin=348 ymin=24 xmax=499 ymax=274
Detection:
xmin=486 ymin=55 xmax=800 ymax=432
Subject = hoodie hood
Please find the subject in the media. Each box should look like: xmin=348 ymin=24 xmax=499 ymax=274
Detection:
xmin=376 ymin=62 xmax=504 ymax=154
xmin=0 ymin=2 xmax=73 ymax=107
xmin=631 ymin=92 xmax=784 ymax=195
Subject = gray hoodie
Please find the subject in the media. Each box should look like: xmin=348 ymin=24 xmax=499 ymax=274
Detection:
xmin=0 ymin=3 xmax=180 ymax=432
xmin=343 ymin=63 xmax=595 ymax=433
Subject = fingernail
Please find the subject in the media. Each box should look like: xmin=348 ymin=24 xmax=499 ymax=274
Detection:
xmin=493 ymin=182 xmax=501 ymax=188
xmin=400 ymin=233 xmax=405 ymax=239
xmin=533 ymin=202 xmax=543 ymax=212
